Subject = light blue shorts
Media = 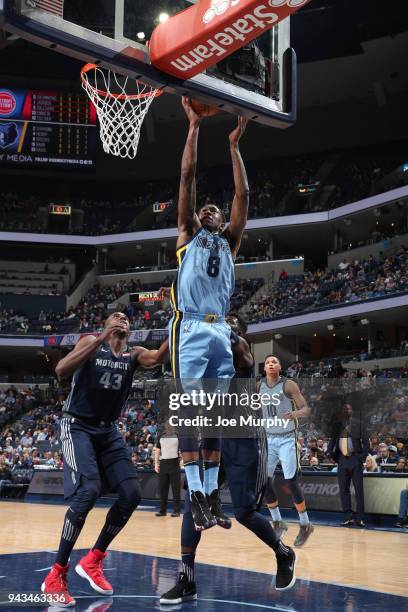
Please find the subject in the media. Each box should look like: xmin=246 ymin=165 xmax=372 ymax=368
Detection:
xmin=169 ymin=314 xmax=234 ymax=382
xmin=267 ymin=432 xmax=299 ymax=480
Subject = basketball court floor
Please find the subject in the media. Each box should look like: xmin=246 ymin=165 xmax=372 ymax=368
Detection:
xmin=0 ymin=502 xmax=406 ymax=611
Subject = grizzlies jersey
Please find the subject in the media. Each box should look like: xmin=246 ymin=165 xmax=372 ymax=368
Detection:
xmin=172 ymin=227 xmax=234 ymax=315
xmin=259 ymin=376 xmax=296 ymax=435
xmin=64 ymin=344 xmax=137 ymax=421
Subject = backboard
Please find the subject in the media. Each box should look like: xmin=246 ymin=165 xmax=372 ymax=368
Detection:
xmin=0 ymin=0 xmax=303 ymax=127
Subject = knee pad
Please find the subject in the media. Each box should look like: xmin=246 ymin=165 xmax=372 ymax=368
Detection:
xmin=117 ymin=479 xmax=141 ymax=514
xmin=234 ymin=506 xmax=253 ymax=526
xmin=265 ymin=477 xmax=278 ymax=505
xmin=284 ymin=476 xmax=304 ymax=505
xmin=71 ymin=477 xmax=101 ymax=514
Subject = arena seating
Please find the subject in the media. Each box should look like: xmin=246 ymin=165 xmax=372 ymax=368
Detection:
xmin=0 ymin=143 xmax=406 ymax=235
xmin=246 ymin=247 xmax=408 ymax=323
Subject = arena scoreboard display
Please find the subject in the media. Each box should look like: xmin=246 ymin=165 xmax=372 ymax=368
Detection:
xmin=0 ymin=88 xmax=97 ymax=169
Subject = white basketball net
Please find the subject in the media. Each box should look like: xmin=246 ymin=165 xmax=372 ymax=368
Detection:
xmin=81 ymin=63 xmax=162 ymax=159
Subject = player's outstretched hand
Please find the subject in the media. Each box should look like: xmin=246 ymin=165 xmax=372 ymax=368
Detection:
xmin=229 ymin=116 xmax=248 ymax=146
xmin=182 ymin=96 xmax=201 ymax=126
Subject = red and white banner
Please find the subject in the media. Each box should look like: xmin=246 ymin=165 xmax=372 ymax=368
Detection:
xmin=149 ymin=0 xmax=311 ymax=80
xmin=26 ymin=0 xmax=64 ymax=18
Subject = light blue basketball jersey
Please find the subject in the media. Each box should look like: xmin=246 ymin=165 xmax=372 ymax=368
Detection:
xmin=259 ymin=376 xmax=296 ymax=435
xmin=172 ymin=227 xmax=235 ymax=315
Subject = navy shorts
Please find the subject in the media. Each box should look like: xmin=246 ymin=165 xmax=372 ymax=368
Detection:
xmin=59 ymin=415 xmax=138 ymax=500
xmin=184 ymin=434 xmax=268 ymax=513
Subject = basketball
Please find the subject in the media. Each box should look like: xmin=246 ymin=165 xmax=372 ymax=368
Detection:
xmin=190 ymin=98 xmax=221 ymax=117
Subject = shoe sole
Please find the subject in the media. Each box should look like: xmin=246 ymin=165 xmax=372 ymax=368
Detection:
xmin=294 ymin=524 xmax=315 ymax=547
xmin=75 ymin=564 xmax=113 ymax=595
xmin=160 ymin=594 xmax=198 ymax=604
xmin=193 ymin=518 xmax=217 ymax=531
xmin=275 ymin=556 xmax=297 ymax=591
xmin=40 ymin=583 xmax=75 ymax=607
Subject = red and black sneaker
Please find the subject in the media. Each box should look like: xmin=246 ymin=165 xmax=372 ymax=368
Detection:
xmin=75 ymin=549 xmax=113 ymax=595
xmin=41 ymin=563 xmax=76 ymax=607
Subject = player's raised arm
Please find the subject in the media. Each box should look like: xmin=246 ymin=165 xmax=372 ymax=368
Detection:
xmin=177 ymin=97 xmax=202 ymax=248
xmin=224 ymin=117 xmax=249 ymax=259
xmin=55 ymin=324 xmax=125 ymax=378
xmin=133 ymin=338 xmax=170 ymax=368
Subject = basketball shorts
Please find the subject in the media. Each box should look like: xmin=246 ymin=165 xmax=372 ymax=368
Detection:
xmin=169 ymin=314 xmax=234 ymax=383
xmin=267 ymin=431 xmax=300 ymax=480
xmin=59 ymin=415 xmax=138 ymax=500
xmin=183 ymin=434 xmax=268 ymax=513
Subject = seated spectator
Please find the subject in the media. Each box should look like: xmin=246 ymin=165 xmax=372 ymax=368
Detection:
xmin=309 ymin=456 xmax=321 ymax=470
xmin=375 ymin=443 xmax=397 ymax=467
xmin=395 ymin=483 xmax=408 ymax=528
xmin=364 ymin=455 xmax=380 ymax=473
xmin=395 ymin=458 xmax=408 ymax=473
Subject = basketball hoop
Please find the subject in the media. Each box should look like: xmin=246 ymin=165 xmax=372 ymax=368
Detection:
xmin=81 ymin=63 xmax=162 ymax=159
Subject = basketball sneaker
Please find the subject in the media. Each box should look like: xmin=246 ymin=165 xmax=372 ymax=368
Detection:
xmin=272 ymin=520 xmax=289 ymax=539
xmin=275 ymin=546 xmax=296 ymax=591
xmin=190 ymin=490 xmax=217 ymax=531
xmin=75 ymin=549 xmax=113 ymax=595
xmin=160 ymin=572 xmax=197 ymax=604
xmin=293 ymin=523 xmax=314 ymax=547
xmin=41 ymin=563 xmax=76 ymax=607
xmin=207 ymin=489 xmax=232 ymax=529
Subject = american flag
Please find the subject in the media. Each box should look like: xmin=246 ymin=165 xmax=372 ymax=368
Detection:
xmin=26 ymin=0 xmax=64 ymax=18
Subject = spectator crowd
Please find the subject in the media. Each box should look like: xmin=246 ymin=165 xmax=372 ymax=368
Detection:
xmin=0 ymin=143 xmax=406 ymax=235
xmin=247 ymin=247 xmax=408 ymax=322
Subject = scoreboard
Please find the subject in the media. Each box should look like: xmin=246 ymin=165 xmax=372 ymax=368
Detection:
xmin=0 ymin=89 xmax=97 ymax=169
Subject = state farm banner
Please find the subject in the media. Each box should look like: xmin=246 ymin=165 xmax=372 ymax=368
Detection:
xmin=43 ymin=329 xmax=168 ymax=347
xmin=149 ymin=0 xmax=312 ymax=79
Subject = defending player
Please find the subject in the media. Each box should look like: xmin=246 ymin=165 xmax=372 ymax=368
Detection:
xmin=170 ymin=97 xmax=249 ymax=531
xmin=41 ymin=312 xmax=168 ymax=606
xmin=160 ymin=315 xmax=297 ymax=603
xmin=260 ymin=355 xmax=315 ymax=546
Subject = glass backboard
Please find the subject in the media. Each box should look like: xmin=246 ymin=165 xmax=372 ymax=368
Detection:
xmin=1 ymin=0 xmax=301 ymax=128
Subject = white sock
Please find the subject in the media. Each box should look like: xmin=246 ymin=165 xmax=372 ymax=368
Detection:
xmin=269 ymin=506 xmax=282 ymax=522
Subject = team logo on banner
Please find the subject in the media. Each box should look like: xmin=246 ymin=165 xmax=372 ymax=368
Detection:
xmin=0 ymin=122 xmax=19 ymax=149
xmin=203 ymin=0 xmax=241 ymax=23
xmin=0 ymin=91 xmax=17 ymax=116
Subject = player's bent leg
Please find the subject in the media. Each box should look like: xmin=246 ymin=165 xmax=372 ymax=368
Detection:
xmin=43 ymin=476 xmax=102 ymax=606
xmin=76 ymin=478 xmax=141 ymax=595
xmin=234 ymin=506 xmax=296 ymax=591
xmin=265 ymin=477 xmax=289 ymax=539
xmin=160 ymin=511 xmax=200 ymax=604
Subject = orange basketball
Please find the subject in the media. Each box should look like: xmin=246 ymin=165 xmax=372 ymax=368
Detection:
xmin=190 ymin=99 xmax=221 ymax=117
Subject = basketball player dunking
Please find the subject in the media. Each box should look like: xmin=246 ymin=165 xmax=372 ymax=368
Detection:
xmin=260 ymin=355 xmax=315 ymax=547
xmin=41 ymin=312 xmax=167 ymax=606
xmin=170 ymin=97 xmax=249 ymax=531
xmin=160 ymin=315 xmax=297 ymax=603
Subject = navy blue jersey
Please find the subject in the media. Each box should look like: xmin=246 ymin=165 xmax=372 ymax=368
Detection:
xmin=63 ymin=344 xmax=137 ymax=421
